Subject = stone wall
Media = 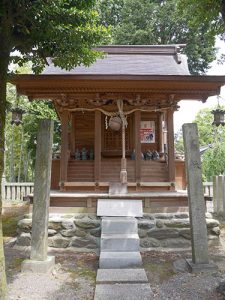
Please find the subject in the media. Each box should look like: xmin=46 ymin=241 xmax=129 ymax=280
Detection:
xmin=16 ymin=212 xmax=220 ymax=251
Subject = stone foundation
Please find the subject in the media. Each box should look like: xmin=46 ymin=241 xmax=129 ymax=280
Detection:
xmin=16 ymin=212 xmax=220 ymax=251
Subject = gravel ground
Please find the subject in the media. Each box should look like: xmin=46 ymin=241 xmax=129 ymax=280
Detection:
xmin=4 ymin=241 xmax=225 ymax=300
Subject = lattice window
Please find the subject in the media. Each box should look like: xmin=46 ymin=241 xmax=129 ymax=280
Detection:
xmin=103 ymin=127 xmax=130 ymax=151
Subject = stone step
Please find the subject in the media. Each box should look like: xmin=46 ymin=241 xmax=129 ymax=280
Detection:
xmin=96 ymin=268 xmax=148 ymax=284
xmin=101 ymin=217 xmax=137 ymax=234
xmin=101 ymin=233 xmax=139 ymax=252
xmin=99 ymin=251 xmax=142 ymax=269
xmin=94 ymin=283 xmax=153 ymax=300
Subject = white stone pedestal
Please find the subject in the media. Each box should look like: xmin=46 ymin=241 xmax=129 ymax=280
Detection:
xmin=21 ymin=256 xmax=55 ymax=273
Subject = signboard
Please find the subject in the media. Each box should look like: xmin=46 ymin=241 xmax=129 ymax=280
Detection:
xmin=140 ymin=121 xmax=155 ymax=143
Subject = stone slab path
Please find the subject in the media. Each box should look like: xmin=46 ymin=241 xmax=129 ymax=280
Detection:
xmin=94 ymin=206 xmax=153 ymax=300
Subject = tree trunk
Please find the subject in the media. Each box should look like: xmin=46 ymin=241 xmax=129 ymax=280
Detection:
xmin=18 ymin=127 xmax=24 ymax=182
xmin=0 ymin=52 xmax=10 ymax=298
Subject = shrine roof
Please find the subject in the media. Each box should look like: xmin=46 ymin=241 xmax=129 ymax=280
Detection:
xmin=43 ymin=45 xmax=190 ymax=76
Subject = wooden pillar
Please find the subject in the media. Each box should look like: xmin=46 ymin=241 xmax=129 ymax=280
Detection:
xmin=120 ymin=122 xmax=127 ymax=184
xmin=94 ymin=110 xmax=101 ymax=183
xmin=134 ymin=111 xmax=141 ymax=183
xmin=166 ymin=109 xmax=175 ymax=185
xmin=60 ymin=110 xmax=69 ymax=188
xmin=70 ymin=113 xmax=75 ymax=154
xmin=158 ymin=112 xmax=164 ymax=153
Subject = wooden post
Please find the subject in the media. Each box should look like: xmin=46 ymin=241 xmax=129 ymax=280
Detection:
xmin=134 ymin=111 xmax=141 ymax=183
xmin=166 ymin=109 xmax=175 ymax=185
xmin=60 ymin=110 xmax=69 ymax=188
xmin=159 ymin=112 xmax=164 ymax=153
xmin=94 ymin=110 xmax=101 ymax=183
xmin=120 ymin=123 xmax=127 ymax=184
xmin=70 ymin=113 xmax=75 ymax=154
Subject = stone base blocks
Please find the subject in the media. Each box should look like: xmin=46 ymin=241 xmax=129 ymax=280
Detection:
xmin=96 ymin=268 xmax=148 ymax=284
xmin=21 ymin=256 xmax=55 ymax=273
xmin=95 ymin=269 xmax=153 ymax=300
xmin=99 ymin=251 xmax=142 ymax=269
xmin=94 ymin=283 xmax=153 ymax=300
xmin=186 ymin=259 xmax=218 ymax=273
xmin=101 ymin=233 xmax=139 ymax=252
xmin=101 ymin=217 xmax=138 ymax=234
xmin=100 ymin=216 xmax=141 ymax=269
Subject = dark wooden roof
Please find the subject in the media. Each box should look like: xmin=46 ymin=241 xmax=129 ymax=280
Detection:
xmin=43 ymin=45 xmax=190 ymax=76
xmin=10 ymin=45 xmax=225 ymax=104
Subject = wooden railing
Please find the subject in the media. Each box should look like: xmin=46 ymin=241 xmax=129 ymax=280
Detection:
xmin=1 ymin=177 xmax=34 ymax=202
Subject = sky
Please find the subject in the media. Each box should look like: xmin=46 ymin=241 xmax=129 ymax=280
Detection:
xmin=174 ymin=39 xmax=225 ymax=132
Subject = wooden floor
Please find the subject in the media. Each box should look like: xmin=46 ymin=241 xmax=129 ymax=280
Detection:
xmin=28 ymin=190 xmax=189 ymax=213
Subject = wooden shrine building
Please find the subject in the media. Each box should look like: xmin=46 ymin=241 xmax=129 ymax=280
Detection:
xmin=11 ymin=45 xmax=225 ymax=211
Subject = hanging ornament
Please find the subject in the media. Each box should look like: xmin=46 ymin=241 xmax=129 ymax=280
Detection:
xmin=109 ymin=116 xmax=122 ymax=131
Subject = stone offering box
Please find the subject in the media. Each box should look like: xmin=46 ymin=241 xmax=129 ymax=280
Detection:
xmin=16 ymin=212 xmax=220 ymax=251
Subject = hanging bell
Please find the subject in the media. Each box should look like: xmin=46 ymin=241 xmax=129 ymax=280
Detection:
xmin=108 ymin=116 xmax=122 ymax=131
xmin=211 ymin=108 xmax=225 ymax=127
xmin=11 ymin=107 xmax=25 ymax=126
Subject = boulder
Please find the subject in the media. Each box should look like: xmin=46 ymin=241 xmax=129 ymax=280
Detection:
xmin=48 ymin=229 xmax=57 ymax=236
xmin=48 ymin=235 xmax=70 ymax=248
xmin=74 ymin=218 xmax=100 ymax=229
xmin=206 ymin=219 xmax=220 ymax=228
xmin=164 ymin=219 xmax=190 ymax=228
xmin=89 ymin=227 xmax=101 ymax=237
xmin=148 ymin=229 xmax=179 ymax=240
xmin=178 ymin=228 xmax=191 ymax=240
xmin=174 ymin=213 xmax=189 ymax=219
xmin=155 ymin=220 xmax=164 ymax=228
xmin=148 ymin=228 xmax=179 ymax=240
xmin=140 ymin=238 xmax=160 ymax=248
xmin=142 ymin=214 xmax=155 ymax=220
xmin=138 ymin=229 xmax=148 ymax=238
xmin=138 ymin=220 xmax=155 ymax=230
xmin=61 ymin=220 xmax=75 ymax=230
xmin=211 ymin=226 xmax=220 ymax=236
xmin=17 ymin=219 xmax=32 ymax=232
xmin=60 ymin=229 xmax=77 ymax=237
xmin=70 ymin=236 xmax=99 ymax=249
xmin=154 ymin=213 xmax=174 ymax=220
xmin=17 ymin=232 xmax=31 ymax=246
xmin=48 ymin=218 xmax=62 ymax=231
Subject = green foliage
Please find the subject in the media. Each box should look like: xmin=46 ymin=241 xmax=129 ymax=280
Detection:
xmin=175 ymin=106 xmax=225 ymax=180
xmin=97 ymin=0 xmax=217 ymax=74
xmin=0 ymin=1 xmax=109 ymax=73
xmin=5 ymin=83 xmax=60 ymax=182
xmin=202 ymin=142 xmax=225 ymax=180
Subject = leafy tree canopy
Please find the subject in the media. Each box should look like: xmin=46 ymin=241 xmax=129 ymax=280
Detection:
xmin=0 ymin=1 xmax=109 ymax=298
xmin=97 ymin=0 xmax=218 ymax=74
xmin=0 ymin=0 xmax=109 ymax=73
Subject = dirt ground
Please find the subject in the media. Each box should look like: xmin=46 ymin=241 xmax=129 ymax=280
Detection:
xmin=3 ymin=203 xmax=225 ymax=300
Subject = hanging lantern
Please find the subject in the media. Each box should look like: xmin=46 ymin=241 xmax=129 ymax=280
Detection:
xmin=211 ymin=108 xmax=225 ymax=127
xmin=108 ymin=116 xmax=122 ymax=131
xmin=11 ymin=107 xmax=25 ymax=126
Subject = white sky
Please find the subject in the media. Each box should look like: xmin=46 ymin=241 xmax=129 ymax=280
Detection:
xmin=174 ymin=39 xmax=225 ymax=132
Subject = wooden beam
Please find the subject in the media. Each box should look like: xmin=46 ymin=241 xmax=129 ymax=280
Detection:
xmin=134 ymin=111 xmax=141 ymax=183
xmin=94 ymin=110 xmax=101 ymax=183
xmin=60 ymin=110 xmax=69 ymax=188
xmin=166 ymin=109 xmax=175 ymax=185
